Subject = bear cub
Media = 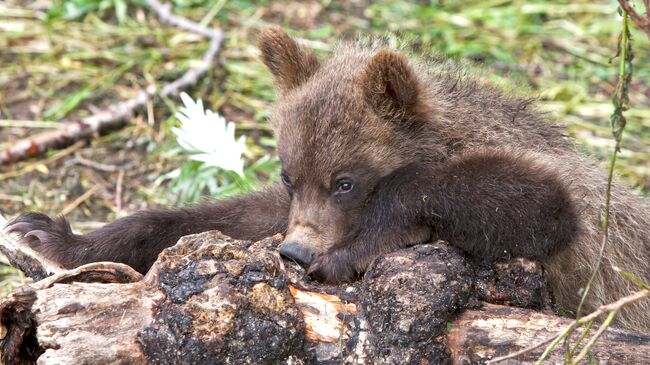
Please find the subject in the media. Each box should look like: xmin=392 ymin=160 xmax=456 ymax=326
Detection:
xmin=6 ymin=28 xmax=650 ymax=332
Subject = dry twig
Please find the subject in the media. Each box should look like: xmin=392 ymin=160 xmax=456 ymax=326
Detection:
xmin=0 ymin=141 xmax=86 ymax=181
xmin=115 ymin=169 xmax=125 ymax=215
xmin=60 ymin=184 xmax=105 ymax=216
xmin=72 ymin=154 xmax=135 ymax=172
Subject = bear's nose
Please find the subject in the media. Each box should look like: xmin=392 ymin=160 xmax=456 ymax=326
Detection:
xmin=279 ymin=241 xmax=315 ymax=268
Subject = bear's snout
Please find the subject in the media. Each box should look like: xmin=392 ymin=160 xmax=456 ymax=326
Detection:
xmin=279 ymin=241 xmax=315 ymax=268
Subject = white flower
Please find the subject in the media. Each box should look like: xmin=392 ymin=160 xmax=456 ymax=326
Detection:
xmin=172 ymin=92 xmax=247 ymax=176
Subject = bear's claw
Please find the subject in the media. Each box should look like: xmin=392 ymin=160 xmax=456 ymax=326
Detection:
xmin=4 ymin=212 xmax=74 ymax=249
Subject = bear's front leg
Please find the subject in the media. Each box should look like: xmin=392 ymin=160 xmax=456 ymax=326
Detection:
xmin=306 ymin=150 xmax=579 ymax=283
xmin=307 ymin=246 xmax=359 ymax=283
xmin=307 ymin=225 xmax=431 ymax=283
xmin=5 ymin=183 xmax=290 ymax=274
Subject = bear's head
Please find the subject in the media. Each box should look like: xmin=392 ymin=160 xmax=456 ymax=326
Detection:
xmin=259 ymin=28 xmax=437 ymax=281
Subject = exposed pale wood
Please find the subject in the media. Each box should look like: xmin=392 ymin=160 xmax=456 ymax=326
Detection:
xmin=289 ymin=285 xmax=357 ymax=342
xmin=1 ymin=232 xmax=307 ymax=364
xmin=0 ymin=262 xmax=147 ymax=365
xmin=33 ymin=281 xmax=160 ymax=365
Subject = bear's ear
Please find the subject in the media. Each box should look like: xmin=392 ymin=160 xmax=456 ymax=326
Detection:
xmin=258 ymin=27 xmax=320 ymax=91
xmin=360 ymin=49 xmax=420 ymax=121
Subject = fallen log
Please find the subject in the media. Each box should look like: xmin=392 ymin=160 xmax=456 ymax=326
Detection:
xmin=1 ymin=232 xmax=306 ymax=364
xmin=1 ymin=229 xmax=648 ymax=364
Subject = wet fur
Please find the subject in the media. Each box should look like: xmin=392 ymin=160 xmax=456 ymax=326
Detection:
xmin=6 ymin=28 xmax=650 ymax=332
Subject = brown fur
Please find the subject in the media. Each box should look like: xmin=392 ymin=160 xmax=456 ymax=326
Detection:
xmin=258 ymin=29 xmax=320 ymax=92
xmin=6 ymin=185 xmax=289 ymax=274
xmin=6 ymin=28 xmax=650 ymax=332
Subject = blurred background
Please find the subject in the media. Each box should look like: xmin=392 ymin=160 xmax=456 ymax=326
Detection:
xmin=0 ymin=0 xmax=649 ymax=294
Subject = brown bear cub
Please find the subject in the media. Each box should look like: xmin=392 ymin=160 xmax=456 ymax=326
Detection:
xmin=6 ymin=28 xmax=650 ymax=332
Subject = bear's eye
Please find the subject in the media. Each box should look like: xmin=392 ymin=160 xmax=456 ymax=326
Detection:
xmin=281 ymin=172 xmax=293 ymax=190
xmin=334 ymin=178 xmax=354 ymax=195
